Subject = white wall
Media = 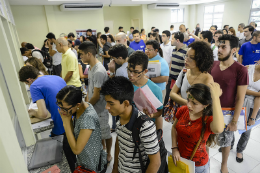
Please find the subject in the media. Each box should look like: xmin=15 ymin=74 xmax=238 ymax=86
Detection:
xmin=196 ymin=0 xmax=252 ymax=31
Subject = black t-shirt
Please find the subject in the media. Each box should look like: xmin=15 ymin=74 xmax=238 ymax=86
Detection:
xmin=90 ymin=35 xmax=97 ymax=47
xmin=148 ymin=32 xmax=151 ymax=38
xmin=103 ymin=42 xmax=112 ymax=53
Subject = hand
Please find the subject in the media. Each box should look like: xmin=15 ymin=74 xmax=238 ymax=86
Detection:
xmin=207 ymin=82 xmax=222 ymax=97
xmin=226 ymin=122 xmax=237 ymax=131
xmin=28 ymin=109 xmax=37 ymax=118
xmin=255 ymin=60 xmax=260 ymax=65
xmin=58 ymin=108 xmax=72 ymax=123
xmin=172 ymin=149 xmax=180 ymax=166
xmin=248 ymin=118 xmax=255 ymax=126
xmin=99 ymin=53 xmax=102 ymax=56
xmin=143 ymin=108 xmax=153 ymax=118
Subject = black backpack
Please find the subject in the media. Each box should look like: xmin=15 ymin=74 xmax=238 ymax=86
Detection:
xmin=32 ymin=49 xmax=52 ymax=68
xmin=132 ymin=114 xmax=168 ymax=173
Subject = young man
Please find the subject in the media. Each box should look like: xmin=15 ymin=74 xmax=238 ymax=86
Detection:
xmin=213 ymin=30 xmax=223 ymax=44
xmin=118 ymin=26 xmax=123 ymax=32
xmin=201 ymin=31 xmax=218 ymax=61
xmin=129 ymin=27 xmax=134 ymax=42
xmin=170 ymin=25 xmax=175 ymax=36
xmin=165 ymin=32 xmax=188 ymax=106
xmin=18 ymin=66 xmax=77 ymax=172
xmin=25 ymin=43 xmax=44 ymax=62
xmin=115 ymin=32 xmax=135 ymax=57
xmin=211 ymin=35 xmax=248 ymax=173
xmin=224 ymin=25 xmax=229 ymax=31
xmin=86 ymin=29 xmax=97 ymax=47
xmin=67 ymin=32 xmax=75 ymax=42
xmin=20 ymin=47 xmax=30 ymax=61
xmin=239 ymin=25 xmax=254 ymax=48
xmin=250 ymin=22 xmax=257 ymax=32
xmin=55 ymin=37 xmax=81 ymax=88
xmin=161 ymin=30 xmax=174 ymax=67
xmin=46 ymin=32 xmax=62 ymax=76
xmin=148 ymin=26 xmax=155 ymax=38
xmin=239 ymin=31 xmax=260 ymax=66
xmin=129 ymin=30 xmax=146 ymax=52
xmin=100 ymin=34 xmax=112 ymax=70
xmin=104 ymin=27 xmax=110 ymax=35
xmin=78 ymin=41 xmax=112 ymax=164
xmin=108 ymin=44 xmax=128 ymax=78
xmin=100 ymin=76 xmax=160 ymax=173
xmin=237 ymin=23 xmax=245 ymax=40
xmin=153 ymin=28 xmax=162 ymax=43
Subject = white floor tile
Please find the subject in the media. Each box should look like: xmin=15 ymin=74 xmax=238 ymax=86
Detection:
xmin=250 ymin=127 xmax=260 ymax=143
xmin=213 ymin=150 xmax=259 ymax=173
xmin=210 ymin=158 xmax=236 ymax=173
xmin=243 ymin=138 xmax=260 ymax=162
xmin=249 ymin=164 xmax=260 ymax=173
xmin=209 ymin=146 xmax=220 ymax=158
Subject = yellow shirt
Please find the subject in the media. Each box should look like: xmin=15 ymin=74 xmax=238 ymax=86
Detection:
xmin=61 ymin=48 xmax=82 ymax=87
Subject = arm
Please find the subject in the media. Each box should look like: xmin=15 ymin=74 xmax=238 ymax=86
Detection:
xmin=189 ymin=33 xmax=201 ymax=41
xmin=209 ymin=83 xmax=225 ymax=134
xmin=97 ymin=39 xmax=103 ymax=48
xmin=64 ymin=71 xmax=73 ymax=83
xmin=169 ymin=84 xmax=187 ymax=105
xmin=238 ymin=55 xmax=243 ymax=64
xmin=145 ymin=152 xmax=161 ymax=173
xmin=63 ymin=119 xmax=93 ymax=155
xmin=101 ymin=51 xmax=110 ymax=58
xmin=89 ymin=87 xmax=101 ymax=106
xmin=246 ymin=89 xmax=260 ymax=97
xmin=48 ymin=45 xmax=56 ymax=57
xmin=112 ymin=137 xmax=119 ymax=173
xmin=227 ymin=85 xmax=248 ymax=131
xmin=28 ymin=99 xmax=49 ymax=119
xmin=150 ymin=76 xmax=169 ymax=83
xmin=78 ymin=64 xmax=88 ymax=79
xmin=171 ymin=119 xmax=180 ymax=165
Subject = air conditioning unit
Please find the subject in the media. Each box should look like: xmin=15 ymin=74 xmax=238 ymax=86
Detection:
xmin=147 ymin=3 xmax=179 ymax=9
xmin=60 ymin=3 xmax=103 ymax=11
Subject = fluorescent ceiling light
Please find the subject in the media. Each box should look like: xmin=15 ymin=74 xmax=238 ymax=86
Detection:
xmin=180 ymin=0 xmax=219 ymax=4
xmin=48 ymin=0 xmax=86 ymax=1
xmin=131 ymin=0 xmax=158 ymax=1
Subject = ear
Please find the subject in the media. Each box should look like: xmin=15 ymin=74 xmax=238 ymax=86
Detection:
xmin=143 ymin=69 xmax=149 ymax=74
xmin=123 ymin=100 xmax=130 ymax=107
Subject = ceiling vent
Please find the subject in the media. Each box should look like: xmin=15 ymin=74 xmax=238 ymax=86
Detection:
xmin=147 ymin=3 xmax=179 ymax=9
xmin=60 ymin=3 xmax=103 ymax=11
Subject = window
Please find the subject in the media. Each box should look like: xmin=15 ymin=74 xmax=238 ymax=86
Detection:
xmin=249 ymin=0 xmax=260 ymax=30
xmin=171 ymin=9 xmax=184 ymax=23
xmin=203 ymin=5 xmax=224 ymax=31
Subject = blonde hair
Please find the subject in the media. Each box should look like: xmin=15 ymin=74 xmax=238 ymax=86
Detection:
xmin=25 ymin=57 xmax=48 ymax=75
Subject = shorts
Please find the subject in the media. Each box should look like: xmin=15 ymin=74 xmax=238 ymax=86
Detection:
xmin=217 ymin=130 xmax=234 ymax=147
xmin=195 ymin=160 xmax=210 ymax=173
xmin=98 ymin=109 xmax=112 ymax=140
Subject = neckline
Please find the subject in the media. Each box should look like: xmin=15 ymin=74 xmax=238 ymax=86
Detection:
xmin=252 ymin=65 xmax=260 ymax=83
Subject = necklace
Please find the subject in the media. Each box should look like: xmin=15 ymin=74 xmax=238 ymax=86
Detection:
xmin=190 ymin=72 xmax=202 ymax=85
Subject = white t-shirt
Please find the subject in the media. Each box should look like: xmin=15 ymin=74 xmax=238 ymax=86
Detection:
xmin=161 ymin=41 xmax=174 ymax=67
xmin=52 ymin=43 xmax=62 ymax=66
xmin=23 ymin=56 xmax=28 ymax=61
xmin=248 ymin=65 xmax=260 ymax=92
xmin=211 ymin=44 xmax=218 ymax=61
xmin=32 ymin=50 xmax=44 ymax=62
xmin=236 ymin=32 xmax=245 ymax=40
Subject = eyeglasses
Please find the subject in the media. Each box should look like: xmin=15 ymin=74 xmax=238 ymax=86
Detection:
xmin=183 ymin=55 xmax=195 ymax=62
xmin=127 ymin=67 xmax=144 ymax=76
xmin=145 ymin=48 xmax=154 ymax=52
xmin=56 ymin=101 xmax=75 ymax=113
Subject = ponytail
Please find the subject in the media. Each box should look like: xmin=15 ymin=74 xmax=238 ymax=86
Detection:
xmin=159 ymin=46 xmax=163 ymax=57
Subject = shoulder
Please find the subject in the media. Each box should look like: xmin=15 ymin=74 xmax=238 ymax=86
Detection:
xmin=176 ymin=106 xmax=189 ymax=119
xmin=147 ymin=80 xmax=161 ymax=91
xmin=234 ymin=61 xmax=248 ymax=71
xmin=203 ymin=72 xmax=214 ymax=83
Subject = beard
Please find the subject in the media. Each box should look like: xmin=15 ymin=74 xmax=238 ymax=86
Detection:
xmin=218 ymin=51 xmax=231 ymax=61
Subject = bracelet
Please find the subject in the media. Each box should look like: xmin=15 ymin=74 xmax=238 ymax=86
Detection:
xmin=231 ymin=120 xmax=238 ymax=124
xmin=171 ymin=147 xmax=178 ymax=150
xmin=250 ymin=117 xmax=256 ymax=121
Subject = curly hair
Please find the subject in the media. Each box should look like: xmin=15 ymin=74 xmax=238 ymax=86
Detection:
xmin=128 ymin=51 xmax=149 ymax=71
xmin=188 ymin=41 xmax=214 ymax=72
xmin=25 ymin=57 xmax=48 ymax=75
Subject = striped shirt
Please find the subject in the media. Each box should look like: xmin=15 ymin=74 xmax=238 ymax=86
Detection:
xmin=116 ymin=107 xmax=159 ymax=173
xmin=170 ymin=44 xmax=189 ymax=80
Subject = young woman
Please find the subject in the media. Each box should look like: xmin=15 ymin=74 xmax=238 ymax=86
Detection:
xmin=150 ymin=33 xmax=161 ymax=43
xmin=41 ymin=39 xmax=49 ymax=54
xmin=233 ymin=64 xmax=260 ymax=163
xmin=68 ymin=40 xmax=77 ymax=57
xmin=171 ymin=83 xmax=224 ymax=173
xmin=170 ymin=41 xmax=214 ymax=105
xmin=25 ymin=57 xmax=48 ymax=75
xmin=80 ymin=35 xmax=86 ymax=43
xmin=222 ymin=29 xmax=228 ymax=35
xmin=140 ymin=29 xmax=147 ymax=41
xmin=97 ymin=32 xmax=103 ymax=61
xmin=107 ymin=35 xmax=115 ymax=46
xmin=228 ymin=28 xmax=236 ymax=36
xmin=56 ymin=86 xmax=107 ymax=172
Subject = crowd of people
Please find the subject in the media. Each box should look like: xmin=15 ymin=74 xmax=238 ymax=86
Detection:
xmin=18 ymin=21 xmax=260 ymax=173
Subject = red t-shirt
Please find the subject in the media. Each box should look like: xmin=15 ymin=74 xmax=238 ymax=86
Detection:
xmin=210 ymin=61 xmax=248 ymax=107
xmin=175 ymin=106 xmax=213 ymax=166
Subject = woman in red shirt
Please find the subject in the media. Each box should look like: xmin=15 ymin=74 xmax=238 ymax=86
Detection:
xmin=171 ymin=83 xmax=224 ymax=173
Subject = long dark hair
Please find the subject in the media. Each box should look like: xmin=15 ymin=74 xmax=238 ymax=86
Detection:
xmin=195 ymin=27 xmax=200 ymax=36
xmin=107 ymin=34 xmax=115 ymax=43
xmin=80 ymin=35 xmax=86 ymax=43
xmin=25 ymin=57 xmax=49 ymax=75
xmin=42 ymin=39 xmax=48 ymax=50
xmin=56 ymin=85 xmax=82 ymax=106
xmin=186 ymin=83 xmax=217 ymax=147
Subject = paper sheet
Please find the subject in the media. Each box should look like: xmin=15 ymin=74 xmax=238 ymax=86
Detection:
xmin=29 ymin=102 xmax=38 ymax=110
xmin=223 ymin=108 xmax=247 ymax=130
xmin=146 ymin=62 xmax=161 ymax=78
xmin=31 ymin=119 xmax=53 ymax=130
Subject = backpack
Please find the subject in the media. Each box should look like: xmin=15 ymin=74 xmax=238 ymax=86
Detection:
xmin=32 ymin=49 xmax=52 ymax=68
xmin=132 ymin=114 xmax=168 ymax=173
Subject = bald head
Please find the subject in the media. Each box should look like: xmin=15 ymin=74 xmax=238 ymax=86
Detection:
xmin=115 ymin=32 xmax=127 ymax=46
xmin=57 ymin=37 xmax=68 ymax=46
xmin=56 ymin=37 xmax=69 ymax=53
xmin=179 ymin=24 xmax=186 ymax=33
xmin=21 ymin=42 xmax=27 ymax=48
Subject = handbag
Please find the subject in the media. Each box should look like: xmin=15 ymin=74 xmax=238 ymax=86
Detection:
xmin=222 ymin=107 xmax=247 ymax=130
xmin=168 ymin=117 xmax=208 ymax=173
xmin=164 ymin=69 xmax=187 ymax=123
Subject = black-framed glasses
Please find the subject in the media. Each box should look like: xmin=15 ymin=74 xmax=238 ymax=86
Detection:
xmin=183 ymin=55 xmax=195 ymax=62
xmin=145 ymin=48 xmax=154 ymax=52
xmin=56 ymin=101 xmax=75 ymax=113
xmin=127 ymin=67 xmax=144 ymax=76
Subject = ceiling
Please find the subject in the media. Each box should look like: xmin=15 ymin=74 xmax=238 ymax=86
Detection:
xmin=8 ymin=0 xmax=224 ymax=6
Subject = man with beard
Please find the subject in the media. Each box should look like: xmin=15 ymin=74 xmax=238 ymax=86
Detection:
xmin=210 ymin=35 xmax=249 ymax=173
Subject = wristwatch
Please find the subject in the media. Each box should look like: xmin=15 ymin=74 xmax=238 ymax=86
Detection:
xmin=250 ymin=118 xmax=256 ymax=121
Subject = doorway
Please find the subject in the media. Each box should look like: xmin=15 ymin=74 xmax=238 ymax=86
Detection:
xmin=131 ymin=19 xmax=140 ymax=30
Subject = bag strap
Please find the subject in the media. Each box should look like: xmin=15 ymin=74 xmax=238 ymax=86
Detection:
xmin=179 ymin=69 xmax=187 ymax=94
xmin=190 ymin=116 xmax=209 ymax=161
xmin=212 ymin=45 xmax=216 ymax=51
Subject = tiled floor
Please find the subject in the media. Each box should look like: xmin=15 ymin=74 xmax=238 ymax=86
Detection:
xmin=40 ymin=116 xmax=260 ymax=173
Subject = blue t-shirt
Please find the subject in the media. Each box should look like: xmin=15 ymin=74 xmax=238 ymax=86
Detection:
xmin=129 ymin=39 xmax=146 ymax=52
xmin=183 ymin=38 xmax=195 ymax=46
xmin=133 ymin=79 xmax=163 ymax=110
xmin=149 ymin=55 xmax=169 ymax=91
xmin=30 ymin=75 xmax=66 ymax=135
xmin=239 ymin=42 xmax=260 ymax=66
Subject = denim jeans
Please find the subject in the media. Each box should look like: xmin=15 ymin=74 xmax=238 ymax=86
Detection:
xmin=195 ymin=160 xmax=210 ymax=173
